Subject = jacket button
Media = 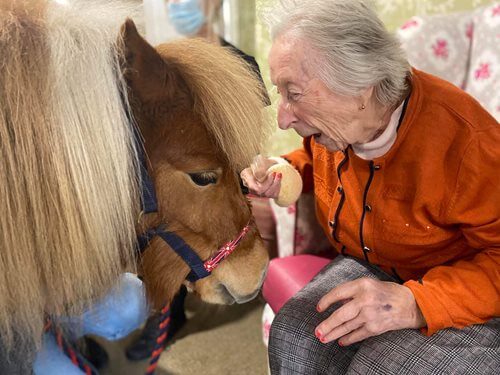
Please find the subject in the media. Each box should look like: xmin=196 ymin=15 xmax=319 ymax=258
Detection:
xmin=328 ymin=220 xmax=336 ymax=228
xmin=365 ymin=204 xmax=372 ymax=212
xmin=363 ymin=246 xmax=371 ymax=253
xmin=337 ymin=186 xmax=343 ymax=193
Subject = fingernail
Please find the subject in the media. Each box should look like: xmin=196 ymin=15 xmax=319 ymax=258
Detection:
xmin=316 ymin=304 xmax=321 ymax=312
xmin=320 ymin=336 xmax=328 ymax=343
xmin=315 ymin=329 xmax=322 ymax=339
xmin=338 ymin=341 xmax=344 ymax=347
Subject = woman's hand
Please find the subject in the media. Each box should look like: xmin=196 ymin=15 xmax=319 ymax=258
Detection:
xmin=315 ymin=278 xmax=426 ymax=346
xmin=240 ymin=155 xmax=282 ymax=199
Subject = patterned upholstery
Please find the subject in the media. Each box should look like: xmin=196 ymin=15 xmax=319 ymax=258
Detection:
xmin=464 ymin=3 xmax=500 ymax=120
xmin=397 ymin=3 xmax=500 ymax=120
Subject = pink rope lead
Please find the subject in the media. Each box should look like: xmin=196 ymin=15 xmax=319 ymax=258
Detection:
xmin=146 ymin=222 xmax=250 ymax=374
xmin=203 ymin=223 xmax=251 ymax=272
xmin=51 ymin=223 xmax=250 ymax=375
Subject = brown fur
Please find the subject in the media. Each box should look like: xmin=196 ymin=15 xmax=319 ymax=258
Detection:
xmin=0 ymin=0 xmax=270 ymax=360
xmin=122 ymin=20 xmax=271 ymax=309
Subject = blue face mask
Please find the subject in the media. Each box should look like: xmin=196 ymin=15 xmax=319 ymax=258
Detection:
xmin=168 ymin=0 xmax=206 ymax=36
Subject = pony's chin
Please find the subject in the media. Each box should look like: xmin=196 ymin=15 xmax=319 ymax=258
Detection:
xmin=198 ymin=283 xmax=260 ymax=305
xmin=212 ymin=283 xmax=236 ymax=305
xmin=234 ymin=290 xmax=260 ymax=304
xmin=221 ymin=283 xmax=261 ymax=305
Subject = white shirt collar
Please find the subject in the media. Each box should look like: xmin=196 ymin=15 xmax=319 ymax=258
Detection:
xmin=352 ymin=101 xmax=405 ymax=160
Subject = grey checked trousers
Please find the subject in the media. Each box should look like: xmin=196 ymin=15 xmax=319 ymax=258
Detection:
xmin=268 ymin=255 xmax=500 ymax=374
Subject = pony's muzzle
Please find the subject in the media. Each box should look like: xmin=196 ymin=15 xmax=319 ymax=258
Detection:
xmin=221 ymin=265 xmax=268 ymax=304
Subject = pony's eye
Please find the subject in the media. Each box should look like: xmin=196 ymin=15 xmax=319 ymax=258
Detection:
xmin=188 ymin=172 xmax=218 ymax=186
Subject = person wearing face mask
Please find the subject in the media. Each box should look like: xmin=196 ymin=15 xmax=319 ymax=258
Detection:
xmin=123 ymin=0 xmax=270 ymax=362
xmin=168 ymin=0 xmax=219 ymax=41
xmin=167 ymin=0 xmax=269 ymax=102
xmin=240 ymin=0 xmax=499 ymax=374
xmin=167 ymin=0 xmax=208 ymax=37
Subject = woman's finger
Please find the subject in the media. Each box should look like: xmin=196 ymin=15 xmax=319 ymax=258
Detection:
xmin=317 ymin=278 xmax=373 ymax=312
xmin=251 ymin=155 xmax=277 ymax=182
xmin=240 ymin=168 xmax=278 ymax=197
xmin=315 ymin=300 xmax=360 ymax=340
xmin=262 ymin=172 xmax=282 ymax=199
xmin=337 ymin=325 xmax=374 ymax=346
xmin=318 ymin=314 xmax=363 ymax=344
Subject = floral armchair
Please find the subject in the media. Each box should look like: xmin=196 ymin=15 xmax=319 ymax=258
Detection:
xmin=397 ymin=2 xmax=499 ymax=120
xmin=260 ymin=2 xmax=500 ymax=347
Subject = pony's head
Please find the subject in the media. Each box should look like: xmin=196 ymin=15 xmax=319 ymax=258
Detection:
xmin=0 ymin=0 xmax=271 ymax=357
xmin=122 ymin=20 xmax=271 ymax=308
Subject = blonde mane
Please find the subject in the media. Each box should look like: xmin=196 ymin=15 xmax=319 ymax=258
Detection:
xmin=0 ymin=0 xmax=270 ymax=356
xmin=156 ymin=38 xmax=272 ymax=172
xmin=0 ymin=0 xmax=141 ymax=350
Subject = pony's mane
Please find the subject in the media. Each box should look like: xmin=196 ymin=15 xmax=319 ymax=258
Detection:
xmin=157 ymin=38 xmax=272 ymax=172
xmin=0 ymin=0 xmax=141 ymax=350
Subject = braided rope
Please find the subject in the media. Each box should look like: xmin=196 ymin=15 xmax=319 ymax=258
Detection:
xmin=45 ymin=320 xmax=98 ymax=375
xmin=45 ymin=303 xmax=171 ymax=375
xmin=145 ymin=304 xmax=171 ymax=375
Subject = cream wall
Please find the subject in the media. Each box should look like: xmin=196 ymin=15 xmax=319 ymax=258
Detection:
xmin=252 ymin=0 xmax=496 ymax=156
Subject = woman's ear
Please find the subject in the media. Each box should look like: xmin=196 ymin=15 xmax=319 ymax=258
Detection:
xmin=358 ymin=86 xmax=375 ymax=109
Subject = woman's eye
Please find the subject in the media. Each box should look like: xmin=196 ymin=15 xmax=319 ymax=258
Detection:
xmin=188 ymin=172 xmax=218 ymax=186
xmin=288 ymin=92 xmax=301 ymax=102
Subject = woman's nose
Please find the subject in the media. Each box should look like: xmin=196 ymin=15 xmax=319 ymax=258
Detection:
xmin=277 ymin=101 xmax=298 ymax=130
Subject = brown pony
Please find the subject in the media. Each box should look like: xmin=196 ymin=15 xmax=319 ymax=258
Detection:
xmin=122 ymin=21 xmax=271 ymax=309
xmin=0 ymin=0 xmax=270 ymax=367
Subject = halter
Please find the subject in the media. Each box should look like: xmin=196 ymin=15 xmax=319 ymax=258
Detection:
xmin=136 ymin=142 xmax=251 ymax=281
xmin=137 ymin=222 xmax=251 ymax=282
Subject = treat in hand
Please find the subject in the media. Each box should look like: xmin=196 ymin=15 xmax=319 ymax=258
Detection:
xmin=267 ymin=158 xmax=303 ymax=207
xmin=240 ymin=155 xmax=303 ymax=207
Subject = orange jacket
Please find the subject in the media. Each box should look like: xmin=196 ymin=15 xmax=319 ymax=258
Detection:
xmin=284 ymin=69 xmax=500 ymax=335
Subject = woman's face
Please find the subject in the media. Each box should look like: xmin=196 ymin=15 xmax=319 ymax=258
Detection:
xmin=269 ymin=34 xmax=379 ymax=152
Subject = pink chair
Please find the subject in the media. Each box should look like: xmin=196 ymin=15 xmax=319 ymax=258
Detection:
xmin=263 ymin=254 xmax=332 ymax=313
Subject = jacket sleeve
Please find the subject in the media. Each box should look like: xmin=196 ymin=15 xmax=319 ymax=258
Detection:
xmin=404 ymin=126 xmax=500 ymax=335
xmin=282 ymin=136 xmax=315 ymax=193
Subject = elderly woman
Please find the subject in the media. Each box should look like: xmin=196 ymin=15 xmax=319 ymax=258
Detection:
xmin=241 ymin=0 xmax=499 ymax=373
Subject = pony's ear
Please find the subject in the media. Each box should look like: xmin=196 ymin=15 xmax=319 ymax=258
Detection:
xmin=121 ymin=19 xmax=179 ymax=103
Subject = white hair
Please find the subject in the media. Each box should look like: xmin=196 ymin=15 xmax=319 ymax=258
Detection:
xmin=263 ymin=0 xmax=410 ymax=106
xmin=0 ymin=0 xmax=142 ymax=352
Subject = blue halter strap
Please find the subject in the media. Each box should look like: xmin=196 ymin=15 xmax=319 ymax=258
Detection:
xmin=135 ymin=137 xmax=211 ymax=282
xmin=137 ymin=225 xmax=211 ymax=282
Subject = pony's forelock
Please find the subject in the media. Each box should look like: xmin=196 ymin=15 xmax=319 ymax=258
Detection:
xmin=157 ymin=38 xmax=273 ymax=172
